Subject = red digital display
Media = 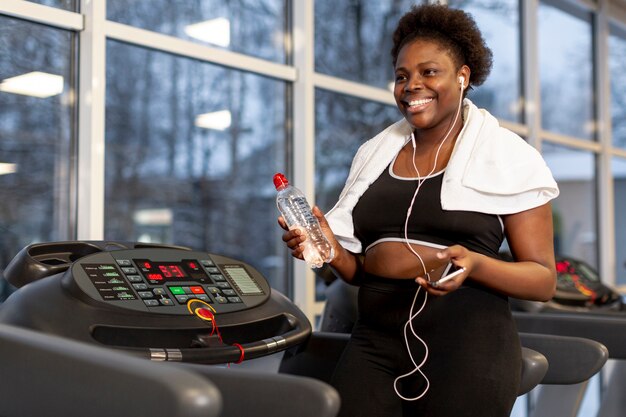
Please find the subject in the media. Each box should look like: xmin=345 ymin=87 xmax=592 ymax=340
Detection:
xmin=134 ymin=258 xmax=207 ymax=283
xmin=158 ymin=265 xmax=186 ymax=278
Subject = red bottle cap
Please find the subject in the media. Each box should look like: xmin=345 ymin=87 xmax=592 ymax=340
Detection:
xmin=273 ymin=173 xmax=289 ymax=190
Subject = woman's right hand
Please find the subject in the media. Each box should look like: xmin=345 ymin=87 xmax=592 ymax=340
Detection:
xmin=278 ymin=205 xmax=340 ymax=262
xmin=277 ymin=215 xmax=306 ymax=261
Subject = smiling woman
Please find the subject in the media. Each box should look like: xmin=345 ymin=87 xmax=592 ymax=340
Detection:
xmin=277 ymin=4 xmax=559 ymax=417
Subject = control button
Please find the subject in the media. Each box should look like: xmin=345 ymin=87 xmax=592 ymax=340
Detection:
xmin=132 ymin=283 xmax=148 ymax=290
xmin=182 ymin=286 xmax=192 ymax=294
xmin=116 ymin=259 xmax=132 ymax=266
xmin=221 ymin=289 xmax=236 ymax=296
xmin=121 ymin=267 xmax=137 ymax=274
xmin=205 ymin=287 xmax=220 ymax=295
xmin=200 ymin=259 xmax=215 ymax=267
xmin=138 ymin=291 xmax=154 ymax=299
xmin=126 ymin=275 xmax=143 ymax=283
xmin=196 ymin=294 xmax=210 ymax=302
xmin=152 ymin=288 xmax=166 ymax=296
xmin=169 ymin=286 xmax=185 ymax=295
xmin=144 ymin=299 xmax=159 ymax=306
xmin=190 ymin=286 xmax=205 ymax=294
xmin=228 ymin=296 xmax=242 ymax=303
xmin=216 ymin=282 xmax=231 ymax=289
xmin=214 ymin=296 xmax=228 ymax=304
xmin=175 ymin=295 xmax=191 ymax=304
xmin=159 ymin=298 xmax=174 ymax=306
xmin=206 ymin=267 xmax=220 ymax=274
xmin=211 ymin=274 xmax=226 ymax=282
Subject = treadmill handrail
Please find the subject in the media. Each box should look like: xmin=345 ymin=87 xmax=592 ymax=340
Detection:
xmin=0 ymin=323 xmax=222 ymax=417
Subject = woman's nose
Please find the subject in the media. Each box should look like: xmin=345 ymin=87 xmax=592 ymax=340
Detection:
xmin=405 ymin=74 xmax=423 ymax=91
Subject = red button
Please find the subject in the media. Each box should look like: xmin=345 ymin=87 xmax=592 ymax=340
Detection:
xmin=197 ymin=308 xmax=212 ymax=319
xmin=190 ymin=286 xmax=205 ymax=294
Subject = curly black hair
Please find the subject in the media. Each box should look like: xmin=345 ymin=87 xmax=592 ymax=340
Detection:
xmin=391 ymin=4 xmax=493 ymax=87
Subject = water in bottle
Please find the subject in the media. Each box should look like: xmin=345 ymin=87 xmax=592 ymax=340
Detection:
xmin=273 ymin=173 xmax=334 ymax=268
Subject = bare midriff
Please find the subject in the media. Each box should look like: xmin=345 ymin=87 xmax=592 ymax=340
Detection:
xmin=363 ymin=241 xmax=450 ymax=280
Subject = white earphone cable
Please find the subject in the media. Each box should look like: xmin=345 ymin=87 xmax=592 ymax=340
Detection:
xmin=393 ymin=85 xmax=464 ymax=401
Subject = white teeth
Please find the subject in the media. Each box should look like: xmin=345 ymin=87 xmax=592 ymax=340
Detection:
xmin=408 ymin=98 xmax=433 ymax=106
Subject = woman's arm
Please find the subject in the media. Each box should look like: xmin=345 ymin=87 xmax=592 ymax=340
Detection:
xmin=417 ymin=203 xmax=557 ymax=301
xmin=279 ymin=206 xmax=364 ymax=285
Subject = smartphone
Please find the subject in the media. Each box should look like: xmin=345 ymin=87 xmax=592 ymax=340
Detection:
xmin=429 ymin=266 xmax=466 ymax=286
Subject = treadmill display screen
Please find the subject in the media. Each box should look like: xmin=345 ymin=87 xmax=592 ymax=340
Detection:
xmin=134 ymin=259 xmax=208 ymax=283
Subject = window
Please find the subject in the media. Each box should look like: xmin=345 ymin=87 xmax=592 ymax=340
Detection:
xmin=0 ymin=16 xmax=74 ymax=298
xmin=543 ymin=143 xmax=598 ymax=268
xmin=538 ymin=2 xmax=594 ymax=140
xmin=614 ymin=157 xmax=626 ymax=288
xmin=610 ymin=28 xmax=626 ymax=150
xmin=105 ymin=41 xmax=289 ymax=293
xmin=314 ymin=0 xmax=423 ymax=89
xmin=449 ymin=0 xmax=522 ymax=123
xmin=315 ymin=89 xmax=400 ymax=212
xmin=107 ymin=0 xmax=288 ymax=63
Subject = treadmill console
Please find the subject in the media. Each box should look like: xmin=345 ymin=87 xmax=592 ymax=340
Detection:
xmin=1 ymin=241 xmax=310 ymax=364
xmin=71 ymin=249 xmax=270 ymax=315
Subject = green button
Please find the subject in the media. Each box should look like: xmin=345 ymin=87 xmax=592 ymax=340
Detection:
xmin=169 ymin=286 xmax=185 ymax=295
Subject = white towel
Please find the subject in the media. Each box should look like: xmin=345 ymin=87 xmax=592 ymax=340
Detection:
xmin=326 ymin=99 xmax=559 ymax=254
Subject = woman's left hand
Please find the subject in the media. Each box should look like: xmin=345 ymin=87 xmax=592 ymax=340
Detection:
xmin=415 ymin=245 xmax=471 ymax=295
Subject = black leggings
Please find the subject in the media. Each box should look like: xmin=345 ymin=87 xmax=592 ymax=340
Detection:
xmin=330 ymin=275 xmax=521 ymax=417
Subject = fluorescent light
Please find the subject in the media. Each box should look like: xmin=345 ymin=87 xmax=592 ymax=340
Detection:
xmin=0 ymin=163 xmax=17 ymax=175
xmin=184 ymin=17 xmax=231 ymax=47
xmin=195 ymin=110 xmax=232 ymax=131
xmin=0 ymin=71 xmax=64 ymax=98
xmin=133 ymin=208 xmax=173 ymax=226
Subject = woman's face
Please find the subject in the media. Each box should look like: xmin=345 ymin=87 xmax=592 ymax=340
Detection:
xmin=393 ymin=38 xmax=467 ymax=132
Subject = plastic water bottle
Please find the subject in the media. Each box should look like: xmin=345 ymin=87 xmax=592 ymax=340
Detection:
xmin=273 ymin=173 xmax=334 ymax=268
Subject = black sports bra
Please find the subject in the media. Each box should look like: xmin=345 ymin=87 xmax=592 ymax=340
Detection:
xmin=352 ymin=162 xmax=504 ymax=257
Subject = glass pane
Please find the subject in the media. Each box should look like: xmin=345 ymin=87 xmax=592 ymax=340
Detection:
xmin=107 ymin=0 xmax=287 ymax=64
xmin=538 ymin=3 xmax=594 ymax=140
xmin=314 ymin=0 xmax=424 ymax=89
xmin=614 ymin=158 xmax=626 ymax=289
xmin=314 ymin=89 xmax=400 ymax=300
xmin=105 ymin=41 xmax=288 ymax=294
xmin=0 ymin=16 xmax=74 ymax=301
xmin=449 ymin=0 xmax=521 ymax=123
xmin=24 ymin=0 xmax=77 ymax=11
xmin=609 ymin=30 xmax=626 ymax=150
xmin=542 ymin=143 xmax=598 ymax=268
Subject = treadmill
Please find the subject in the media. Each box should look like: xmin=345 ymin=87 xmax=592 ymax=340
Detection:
xmin=0 ymin=240 xmax=339 ymax=417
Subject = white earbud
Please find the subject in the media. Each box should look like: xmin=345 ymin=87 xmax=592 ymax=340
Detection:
xmin=459 ymin=76 xmax=465 ymax=91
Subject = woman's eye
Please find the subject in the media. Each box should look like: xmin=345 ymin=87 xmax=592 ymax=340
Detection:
xmin=424 ymin=69 xmax=437 ymax=76
xmin=395 ymin=75 xmax=406 ymax=82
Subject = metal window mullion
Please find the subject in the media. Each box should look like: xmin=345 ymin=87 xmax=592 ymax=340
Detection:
xmin=291 ymin=0 xmax=317 ymax=322
xmin=541 ymin=131 xmax=603 ymax=151
xmin=522 ymin=0 xmax=542 ymax=150
xmin=103 ymin=21 xmax=297 ymax=82
xmin=313 ymin=73 xmax=396 ymax=105
xmin=608 ymin=3 xmax=626 ymax=26
xmin=76 ymin=0 xmax=106 ymax=239
xmin=0 ymin=0 xmax=83 ymax=30
xmin=596 ymin=0 xmax=616 ymax=284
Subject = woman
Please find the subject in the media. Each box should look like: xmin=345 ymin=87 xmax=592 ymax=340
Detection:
xmin=279 ymin=4 xmax=558 ymax=416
